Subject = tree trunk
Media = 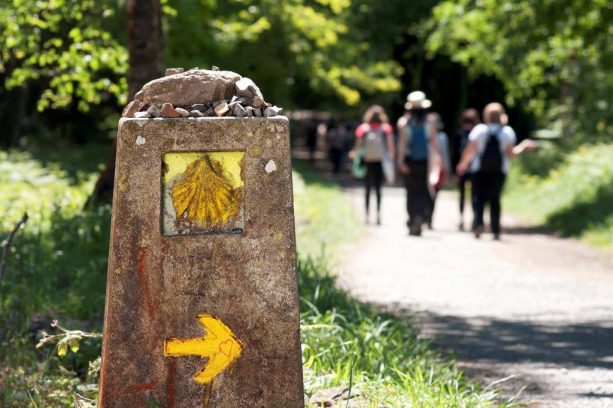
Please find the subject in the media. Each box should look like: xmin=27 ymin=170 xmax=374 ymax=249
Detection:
xmin=0 ymin=85 xmax=28 ymax=148
xmin=88 ymin=0 xmax=164 ymax=205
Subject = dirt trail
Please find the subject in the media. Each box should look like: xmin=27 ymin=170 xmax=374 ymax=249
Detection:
xmin=340 ymin=185 xmax=613 ymax=407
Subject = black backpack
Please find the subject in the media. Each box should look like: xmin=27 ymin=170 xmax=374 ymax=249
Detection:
xmin=480 ymin=129 xmax=503 ymax=172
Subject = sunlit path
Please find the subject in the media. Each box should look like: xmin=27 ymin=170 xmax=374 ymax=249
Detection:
xmin=340 ymin=187 xmax=613 ymax=407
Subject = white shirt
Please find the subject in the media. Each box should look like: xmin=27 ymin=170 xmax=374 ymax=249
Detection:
xmin=469 ymin=123 xmax=517 ymax=174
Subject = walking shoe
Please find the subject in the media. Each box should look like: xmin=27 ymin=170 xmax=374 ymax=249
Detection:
xmin=376 ymin=213 xmax=381 ymax=226
xmin=409 ymin=217 xmax=423 ymax=236
xmin=473 ymin=225 xmax=484 ymax=239
xmin=409 ymin=225 xmax=421 ymax=236
xmin=458 ymin=222 xmax=464 ymax=231
xmin=493 ymin=233 xmax=501 ymax=241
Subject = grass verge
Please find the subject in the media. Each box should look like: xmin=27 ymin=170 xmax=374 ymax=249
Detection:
xmin=504 ymin=143 xmax=613 ymax=248
xmin=1 ymin=147 xmax=510 ymax=406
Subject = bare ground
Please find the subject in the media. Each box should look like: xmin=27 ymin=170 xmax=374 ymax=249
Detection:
xmin=339 ymin=185 xmax=613 ymax=407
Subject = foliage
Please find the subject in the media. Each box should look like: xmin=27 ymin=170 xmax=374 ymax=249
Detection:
xmin=0 ymin=0 xmax=128 ymax=112
xmin=165 ymin=0 xmax=403 ymax=109
xmin=505 ymin=142 xmax=613 ymax=247
xmin=292 ymin=160 xmax=365 ymax=256
xmin=426 ymin=0 xmax=612 ymax=138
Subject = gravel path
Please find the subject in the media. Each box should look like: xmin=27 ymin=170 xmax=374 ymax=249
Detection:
xmin=339 ymin=186 xmax=613 ymax=407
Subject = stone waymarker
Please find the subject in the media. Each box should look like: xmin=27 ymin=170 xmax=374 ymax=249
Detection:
xmin=98 ymin=114 xmax=304 ymax=406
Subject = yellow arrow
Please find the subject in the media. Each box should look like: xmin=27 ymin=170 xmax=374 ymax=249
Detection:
xmin=164 ymin=314 xmax=243 ymax=384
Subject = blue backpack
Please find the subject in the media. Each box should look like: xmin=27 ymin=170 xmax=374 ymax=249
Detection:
xmin=407 ymin=121 xmax=429 ymax=160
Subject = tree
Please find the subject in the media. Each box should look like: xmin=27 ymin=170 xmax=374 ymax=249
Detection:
xmin=426 ymin=0 xmax=612 ymax=139
xmin=90 ymin=0 xmax=164 ymax=203
xmin=0 ymin=0 xmax=128 ymax=147
xmin=164 ymin=0 xmax=403 ymax=111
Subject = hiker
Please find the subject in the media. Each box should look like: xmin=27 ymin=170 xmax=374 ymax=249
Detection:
xmin=452 ymin=108 xmax=480 ymax=231
xmin=397 ymin=91 xmax=442 ymax=236
xmin=326 ymin=121 xmax=352 ymax=174
xmin=350 ymin=105 xmax=395 ymax=225
xmin=426 ymin=112 xmax=451 ymax=229
xmin=456 ymin=102 xmax=537 ymax=240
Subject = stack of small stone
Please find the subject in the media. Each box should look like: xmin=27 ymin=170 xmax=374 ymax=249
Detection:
xmin=124 ymin=67 xmax=283 ymax=120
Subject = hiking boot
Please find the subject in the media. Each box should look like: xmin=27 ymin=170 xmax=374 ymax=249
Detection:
xmin=409 ymin=225 xmax=421 ymax=236
xmin=409 ymin=217 xmax=423 ymax=236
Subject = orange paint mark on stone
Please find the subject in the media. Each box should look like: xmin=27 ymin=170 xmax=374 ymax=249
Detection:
xmin=166 ymin=360 xmax=176 ymax=408
xmin=124 ymin=383 xmax=156 ymax=394
xmin=136 ymin=247 xmax=155 ymax=320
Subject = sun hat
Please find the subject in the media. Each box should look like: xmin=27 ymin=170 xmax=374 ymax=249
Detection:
xmin=405 ymin=90 xmax=432 ymax=110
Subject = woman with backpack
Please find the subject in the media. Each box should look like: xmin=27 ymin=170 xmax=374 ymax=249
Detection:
xmin=452 ymin=108 xmax=480 ymax=231
xmin=397 ymin=91 xmax=442 ymax=236
xmin=456 ymin=102 xmax=537 ymax=240
xmin=350 ymin=105 xmax=395 ymax=225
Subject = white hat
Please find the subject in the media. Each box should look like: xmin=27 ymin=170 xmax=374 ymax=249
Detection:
xmin=405 ymin=90 xmax=432 ymax=110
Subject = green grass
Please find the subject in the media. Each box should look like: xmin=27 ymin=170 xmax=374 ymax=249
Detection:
xmin=504 ymin=143 xmax=613 ymax=247
xmin=0 ymin=146 xmax=511 ymax=407
xmin=292 ymin=159 xmax=365 ymax=257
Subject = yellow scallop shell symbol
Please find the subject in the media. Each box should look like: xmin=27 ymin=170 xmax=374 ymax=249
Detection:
xmin=170 ymin=155 xmax=241 ymax=228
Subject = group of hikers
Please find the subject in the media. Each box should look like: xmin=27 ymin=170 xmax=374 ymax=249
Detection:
xmin=335 ymin=90 xmax=537 ymax=239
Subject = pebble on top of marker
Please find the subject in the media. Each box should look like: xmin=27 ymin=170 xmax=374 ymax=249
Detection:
xmin=122 ymin=67 xmax=283 ymax=119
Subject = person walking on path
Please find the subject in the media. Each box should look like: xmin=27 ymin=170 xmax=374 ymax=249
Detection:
xmin=456 ymin=102 xmax=537 ymax=240
xmin=326 ymin=120 xmax=352 ymax=174
xmin=452 ymin=108 xmax=480 ymax=231
xmin=427 ymin=112 xmax=451 ymax=229
xmin=397 ymin=91 xmax=442 ymax=236
xmin=350 ymin=105 xmax=395 ymax=225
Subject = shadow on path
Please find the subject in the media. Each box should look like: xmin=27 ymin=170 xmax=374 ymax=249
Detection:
xmin=416 ymin=312 xmax=613 ymax=370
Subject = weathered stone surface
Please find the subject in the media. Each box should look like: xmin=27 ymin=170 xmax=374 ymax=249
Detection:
xmin=191 ymin=103 xmax=206 ymax=112
xmin=246 ymin=106 xmax=255 ymax=117
xmin=254 ymin=107 xmax=263 ymax=117
xmin=99 ymin=117 xmax=303 ymax=408
xmin=161 ymin=103 xmax=180 ymax=118
xmin=134 ymin=69 xmax=241 ymax=109
xmin=134 ymin=111 xmax=151 ymax=119
xmin=204 ymin=106 xmax=215 ymax=117
xmin=123 ymin=100 xmax=144 ymax=118
xmin=251 ymin=95 xmax=270 ymax=109
xmin=233 ymin=104 xmax=248 ymax=118
xmin=165 ymin=67 xmax=184 ymax=76
xmin=235 ymin=77 xmax=264 ymax=103
xmin=175 ymin=107 xmax=190 ymax=117
xmin=214 ymin=102 xmax=230 ymax=117
xmin=264 ymin=106 xmax=283 ymax=117
xmin=189 ymin=109 xmax=204 ymax=117
xmin=212 ymin=99 xmax=227 ymax=107
xmin=147 ymin=104 xmax=162 ymax=118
